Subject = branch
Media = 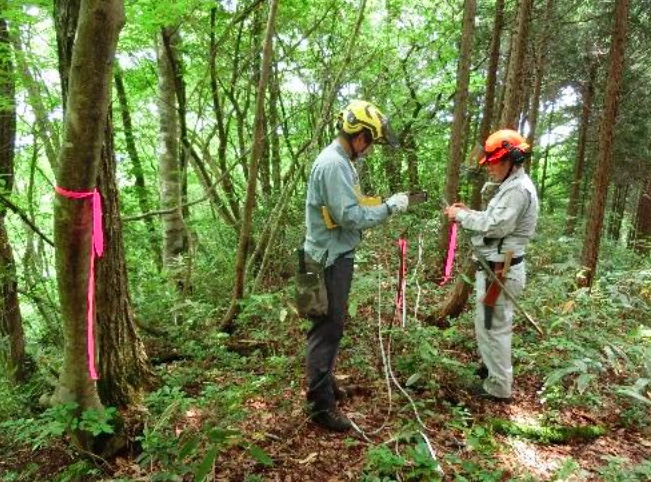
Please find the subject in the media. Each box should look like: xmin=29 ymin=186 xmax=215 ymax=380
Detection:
xmin=0 ymin=193 xmax=54 ymax=247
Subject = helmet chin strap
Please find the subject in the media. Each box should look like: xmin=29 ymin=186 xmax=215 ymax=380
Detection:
xmin=501 ymin=161 xmax=515 ymax=183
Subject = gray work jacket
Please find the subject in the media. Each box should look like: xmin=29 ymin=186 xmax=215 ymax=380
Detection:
xmin=303 ymin=140 xmax=390 ymax=267
xmin=456 ymin=167 xmax=539 ymax=262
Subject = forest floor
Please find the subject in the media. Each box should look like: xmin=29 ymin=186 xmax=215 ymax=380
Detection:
xmin=1 ymin=217 xmax=650 ymax=481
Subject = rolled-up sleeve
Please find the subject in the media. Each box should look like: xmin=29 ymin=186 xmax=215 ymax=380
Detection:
xmin=322 ymin=160 xmax=389 ymax=230
xmin=457 ymin=188 xmax=528 ymax=238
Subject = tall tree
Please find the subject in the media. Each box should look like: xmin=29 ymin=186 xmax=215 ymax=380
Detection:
xmin=0 ymin=9 xmax=30 ymax=382
xmin=435 ymin=0 xmax=502 ymax=322
xmin=437 ymin=0 xmax=477 ymax=270
xmin=526 ymin=0 xmax=555 ymax=155
xmin=51 ymin=0 xmax=125 ymax=454
xmin=95 ymin=113 xmax=151 ymax=407
xmin=565 ymin=58 xmax=598 ymax=235
xmin=220 ymin=0 xmax=278 ymax=330
xmin=632 ymin=174 xmax=651 ymax=254
xmin=579 ymin=0 xmax=630 ymax=288
xmin=499 ymin=0 xmax=533 ymax=128
xmin=156 ymin=26 xmax=189 ymax=288
xmin=113 ymin=63 xmax=161 ymax=269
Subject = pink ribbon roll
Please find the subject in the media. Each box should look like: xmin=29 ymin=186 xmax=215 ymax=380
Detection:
xmin=440 ymin=222 xmax=458 ymax=286
xmin=55 ymin=186 xmax=104 ymax=380
xmin=395 ymin=237 xmax=408 ymax=317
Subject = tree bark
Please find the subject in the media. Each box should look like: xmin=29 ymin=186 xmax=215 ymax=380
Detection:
xmin=209 ymin=7 xmax=240 ymax=221
xmin=607 ymin=183 xmax=628 ymax=242
xmin=220 ymin=0 xmax=279 ymax=331
xmin=53 ymin=0 xmax=81 ymax=112
xmin=539 ymin=104 xmax=555 ymax=206
xmin=435 ymin=0 xmax=503 ymax=321
xmin=96 ymin=113 xmax=151 ymax=407
xmin=437 ymin=0 xmax=477 ymax=275
xmin=11 ymin=32 xmax=59 ymax=172
xmin=499 ymin=0 xmax=533 ymax=128
xmin=0 ymin=12 xmax=30 ymax=382
xmin=52 ymin=0 xmax=125 ymax=455
xmin=565 ymin=60 xmax=598 ymax=235
xmin=579 ymin=0 xmax=630 ymax=288
xmin=526 ymin=0 xmax=554 ymax=167
xmin=632 ymin=175 xmax=651 ymax=254
xmin=156 ymin=27 xmax=189 ymax=286
xmin=114 ymin=63 xmax=161 ymax=269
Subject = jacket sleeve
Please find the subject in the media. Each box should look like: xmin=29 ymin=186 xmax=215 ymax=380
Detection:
xmin=456 ymin=187 xmax=528 ymax=238
xmin=322 ymin=160 xmax=390 ymax=230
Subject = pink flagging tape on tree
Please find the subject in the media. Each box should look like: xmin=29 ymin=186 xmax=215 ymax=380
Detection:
xmin=395 ymin=237 xmax=408 ymax=324
xmin=440 ymin=222 xmax=458 ymax=286
xmin=55 ymin=186 xmax=104 ymax=380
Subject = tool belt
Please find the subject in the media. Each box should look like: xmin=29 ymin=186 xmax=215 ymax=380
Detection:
xmin=480 ymin=256 xmax=523 ymax=330
xmin=476 ymin=256 xmax=524 ymax=272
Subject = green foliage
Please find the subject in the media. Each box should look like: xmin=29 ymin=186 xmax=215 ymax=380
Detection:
xmin=596 ymin=457 xmax=651 ymax=482
xmin=0 ymin=402 xmax=117 ymax=451
xmin=490 ymin=418 xmax=606 ymax=444
xmin=361 ymin=440 xmax=442 ymax=482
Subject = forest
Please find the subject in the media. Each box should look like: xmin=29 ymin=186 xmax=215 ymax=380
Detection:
xmin=0 ymin=0 xmax=650 ymax=480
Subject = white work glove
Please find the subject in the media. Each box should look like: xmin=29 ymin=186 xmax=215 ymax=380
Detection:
xmin=385 ymin=193 xmax=409 ymax=214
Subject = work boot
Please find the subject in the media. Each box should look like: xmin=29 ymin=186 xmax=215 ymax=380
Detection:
xmin=310 ymin=406 xmax=352 ymax=432
xmin=332 ymin=378 xmax=352 ymax=401
xmin=476 ymin=363 xmax=489 ymax=380
xmin=468 ymin=384 xmax=512 ymax=404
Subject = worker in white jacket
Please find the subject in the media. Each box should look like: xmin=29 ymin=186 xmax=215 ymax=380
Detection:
xmin=445 ymin=129 xmax=539 ymax=402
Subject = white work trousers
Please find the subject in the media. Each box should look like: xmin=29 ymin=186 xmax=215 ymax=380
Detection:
xmin=474 ymin=262 xmax=526 ymax=398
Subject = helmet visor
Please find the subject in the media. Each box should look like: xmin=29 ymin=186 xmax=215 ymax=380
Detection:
xmin=378 ymin=118 xmax=400 ymax=148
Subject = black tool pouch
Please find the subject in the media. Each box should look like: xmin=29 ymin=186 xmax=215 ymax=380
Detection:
xmin=295 ymin=249 xmax=328 ymax=318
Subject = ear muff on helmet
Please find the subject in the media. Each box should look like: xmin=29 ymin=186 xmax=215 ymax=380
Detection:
xmin=480 ymin=129 xmax=530 ymax=165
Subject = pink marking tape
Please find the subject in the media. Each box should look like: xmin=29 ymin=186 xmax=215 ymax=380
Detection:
xmin=55 ymin=186 xmax=104 ymax=380
xmin=440 ymin=222 xmax=458 ymax=286
xmin=395 ymin=237 xmax=408 ymax=322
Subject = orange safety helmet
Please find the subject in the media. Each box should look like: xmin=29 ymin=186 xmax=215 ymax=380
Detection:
xmin=480 ymin=129 xmax=531 ymax=165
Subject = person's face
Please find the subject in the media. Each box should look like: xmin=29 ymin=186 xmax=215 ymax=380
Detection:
xmin=485 ymin=159 xmax=512 ymax=181
xmin=352 ymin=134 xmax=374 ymax=159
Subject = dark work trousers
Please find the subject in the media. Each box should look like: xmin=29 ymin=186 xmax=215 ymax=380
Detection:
xmin=306 ymin=256 xmax=354 ymax=411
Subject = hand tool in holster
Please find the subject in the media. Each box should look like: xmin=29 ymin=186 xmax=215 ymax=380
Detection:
xmin=473 ymin=251 xmax=544 ymax=336
xmin=481 ymin=250 xmax=514 ymax=329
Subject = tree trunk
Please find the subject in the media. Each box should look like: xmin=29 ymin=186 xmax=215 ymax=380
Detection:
xmin=11 ymin=32 xmax=59 ymax=172
xmin=437 ymin=0 xmax=477 ymax=273
xmin=632 ymin=175 xmax=651 ymax=254
xmin=405 ymin=132 xmax=420 ymax=190
xmin=607 ymin=183 xmax=628 ymax=242
xmin=539 ymin=104 xmax=555 ymax=206
xmin=0 ymin=12 xmax=30 ymax=382
xmin=269 ymin=66 xmax=282 ymax=194
xmin=220 ymin=0 xmax=278 ymax=330
xmin=565 ymin=60 xmax=598 ymax=235
xmin=209 ymin=8 xmax=240 ymax=223
xmin=114 ymin=63 xmax=161 ymax=269
xmin=526 ymin=0 xmax=554 ymax=170
xmin=579 ymin=0 xmax=630 ymax=288
xmin=54 ymin=0 xmax=81 ymax=112
xmin=96 ymin=113 xmax=151 ymax=407
xmin=52 ymin=0 xmax=125 ymax=455
xmin=436 ymin=0 xmax=502 ymax=321
xmin=499 ymin=0 xmax=533 ymax=128
xmin=156 ymin=27 xmax=189 ymax=286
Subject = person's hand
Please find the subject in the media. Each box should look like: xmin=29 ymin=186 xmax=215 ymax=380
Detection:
xmin=445 ymin=203 xmax=468 ymax=221
xmin=386 ymin=193 xmax=409 ymax=214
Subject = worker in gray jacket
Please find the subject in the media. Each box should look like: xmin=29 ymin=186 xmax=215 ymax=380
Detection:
xmin=445 ymin=129 xmax=539 ymax=402
xmin=302 ymin=100 xmax=409 ymax=432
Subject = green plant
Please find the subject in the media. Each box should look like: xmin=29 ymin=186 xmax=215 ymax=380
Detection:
xmin=597 ymin=457 xmax=651 ymax=481
xmin=361 ymin=439 xmax=442 ymax=482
